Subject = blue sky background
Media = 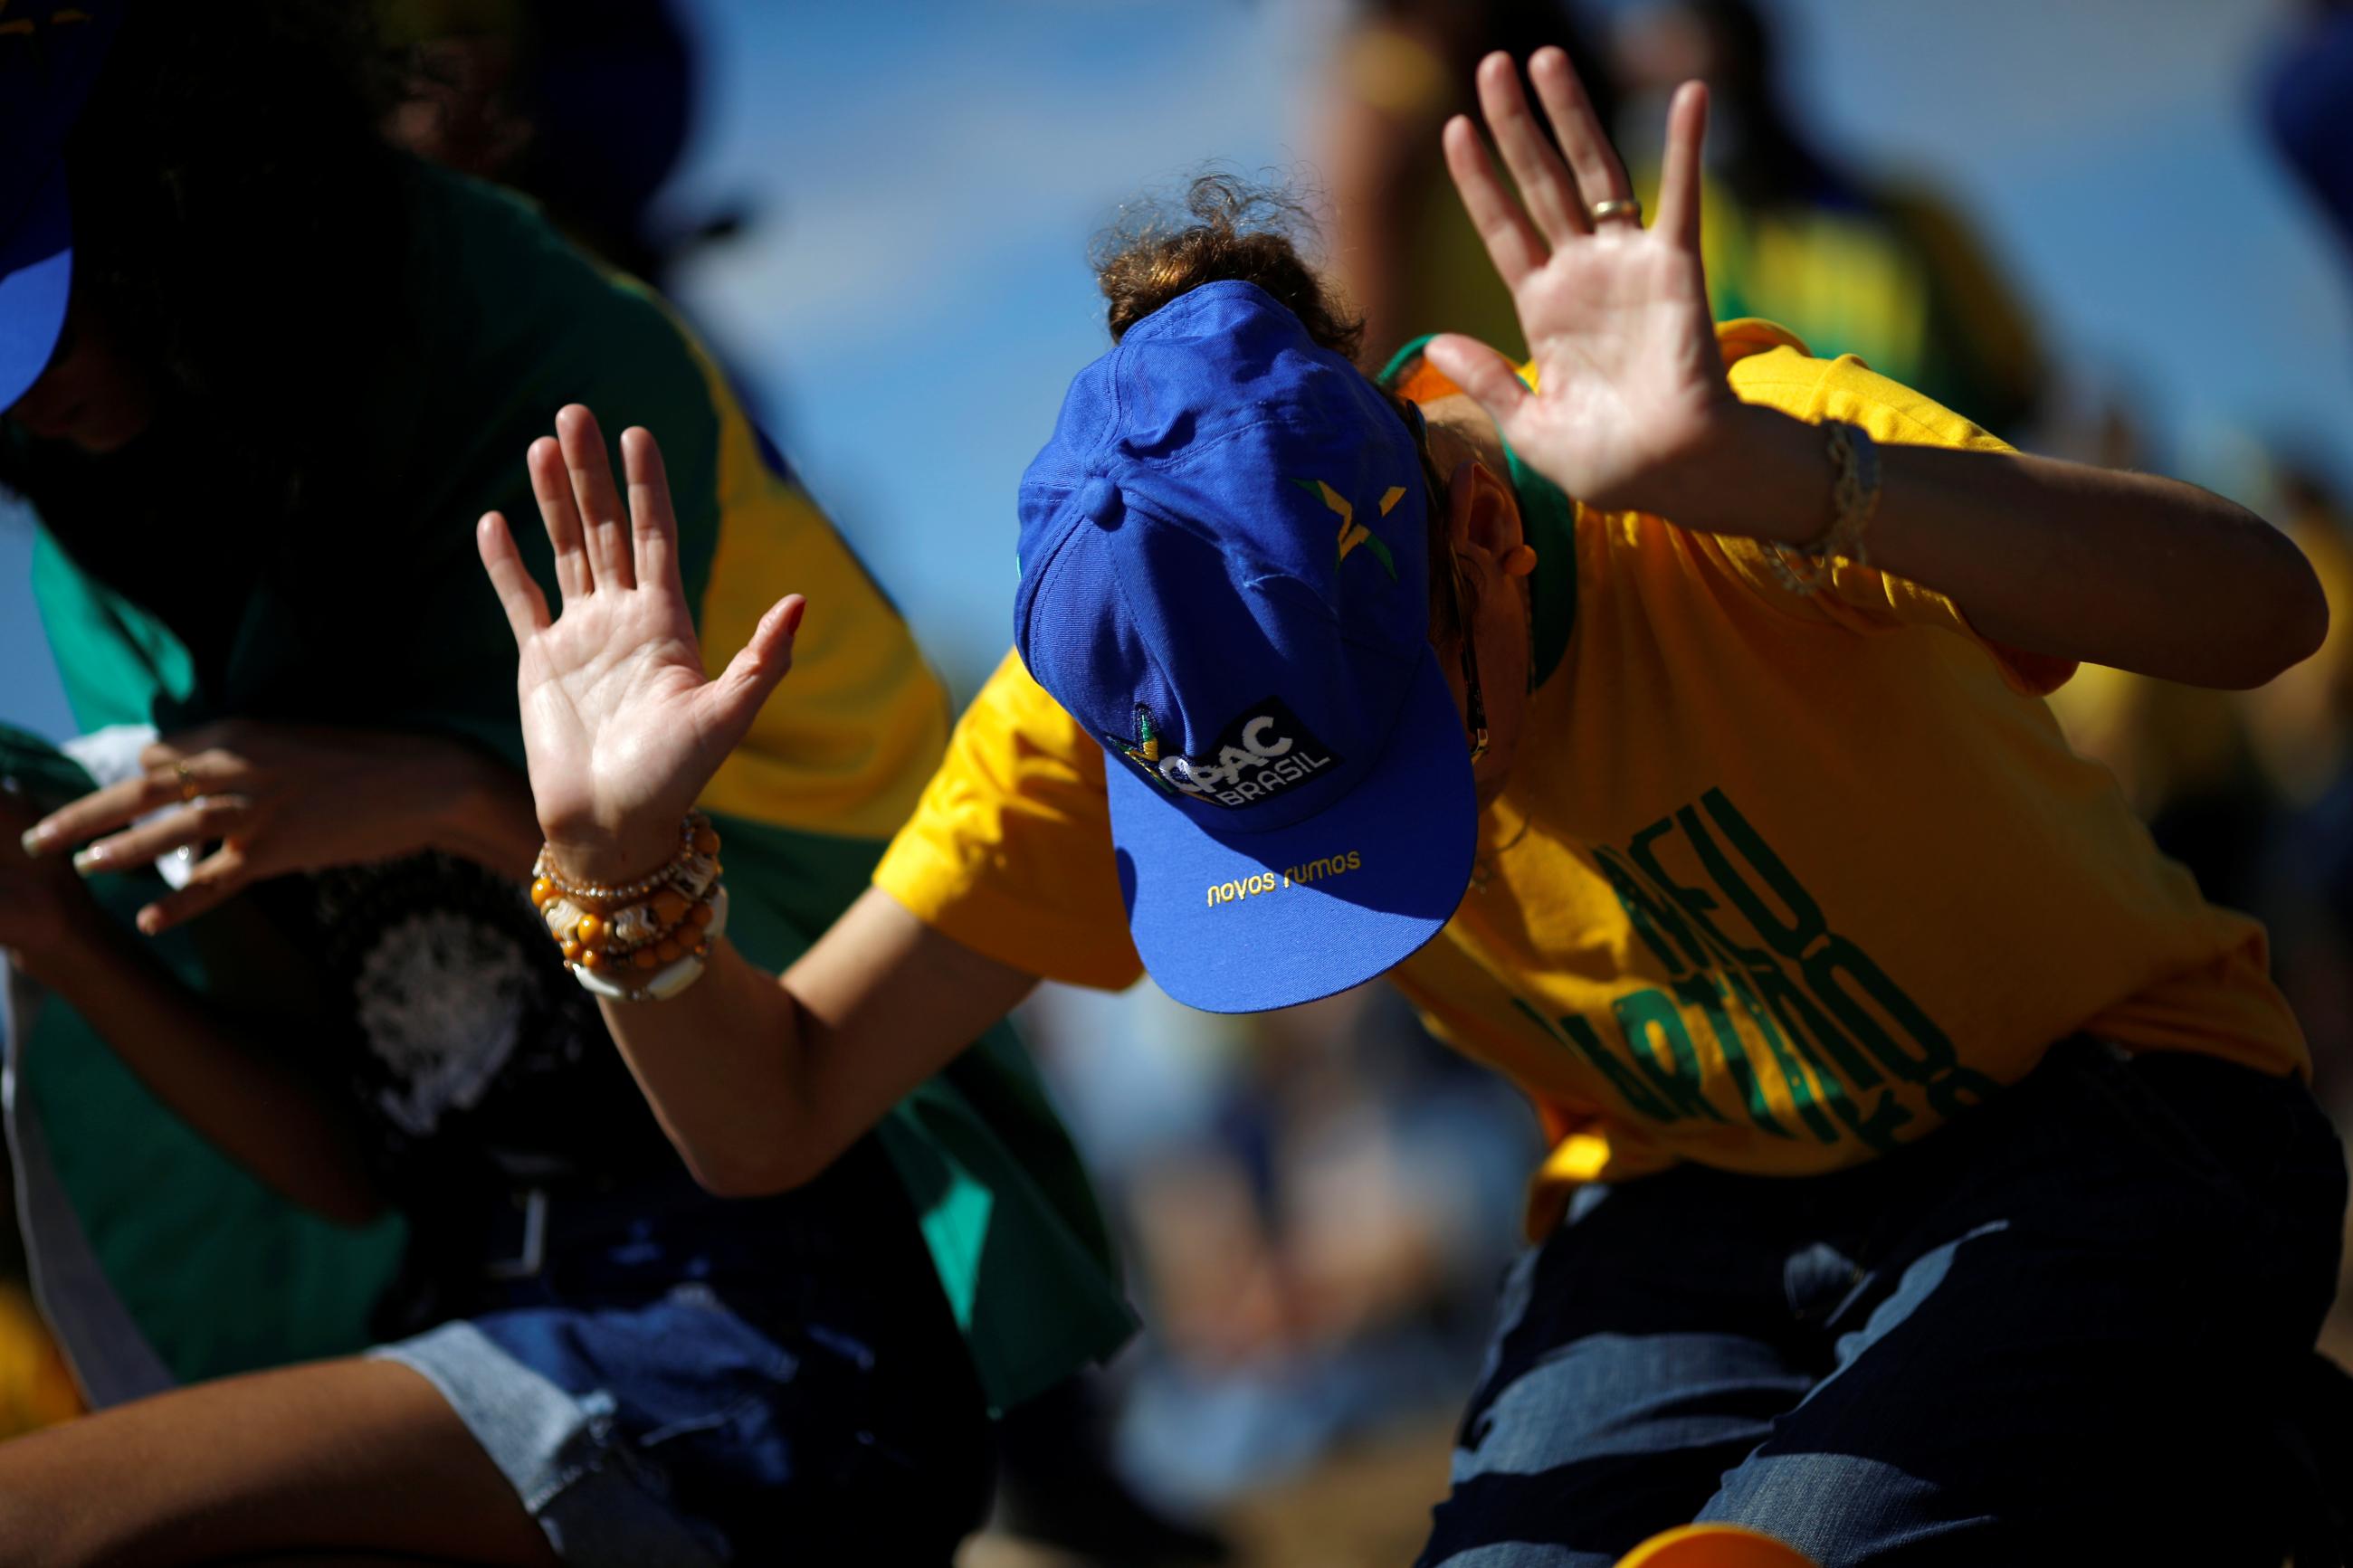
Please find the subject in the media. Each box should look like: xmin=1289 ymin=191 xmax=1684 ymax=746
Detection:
xmin=4 ymin=0 xmax=2348 ymax=737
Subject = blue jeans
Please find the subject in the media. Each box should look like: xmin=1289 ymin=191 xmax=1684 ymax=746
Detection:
xmin=375 ymin=1140 xmax=993 ymax=1565
xmin=1419 ymin=1042 xmax=2347 ymax=1567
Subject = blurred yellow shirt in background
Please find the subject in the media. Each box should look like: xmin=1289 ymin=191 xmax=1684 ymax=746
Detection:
xmin=0 ymin=1286 xmax=79 ymax=1436
xmin=875 ymin=323 xmax=2304 ymax=1235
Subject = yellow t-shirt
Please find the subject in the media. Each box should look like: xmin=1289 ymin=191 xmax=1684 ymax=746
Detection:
xmin=875 ymin=322 xmax=2306 ymax=1235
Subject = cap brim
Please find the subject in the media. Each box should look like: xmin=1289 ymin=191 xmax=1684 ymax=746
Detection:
xmin=0 ymin=166 xmax=72 ymax=415
xmin=1108 ymin=648 xmax=1478 ymax=1013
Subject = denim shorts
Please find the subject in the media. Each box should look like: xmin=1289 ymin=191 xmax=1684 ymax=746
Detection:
xmin=372 ymin=1139 xmax=992 ymax=1566
xmin=1418 ymin=1041 xmax=2349 ymax=1568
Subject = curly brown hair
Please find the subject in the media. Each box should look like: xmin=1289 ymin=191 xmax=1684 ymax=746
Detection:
xmin=1091 ymin=175 xmax=1472 ymax=645
xmin=1092 ymin=175 xmax=1366 ymax=360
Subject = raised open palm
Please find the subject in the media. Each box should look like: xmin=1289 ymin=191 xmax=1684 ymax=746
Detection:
xmin=1424 ymin=50 xmax=1742 ymax=522
xmin=477 ymin=405 xmax=803 ymax=884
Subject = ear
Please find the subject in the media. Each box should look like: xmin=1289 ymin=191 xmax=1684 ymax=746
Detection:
xmin=1445 ymin=458 xmax=1524 ymax=564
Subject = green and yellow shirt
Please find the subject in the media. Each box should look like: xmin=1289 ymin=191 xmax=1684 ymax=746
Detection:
xmin=873 ymin=319 xmax=2305 ymax=1237
xmin=19 ymin=163 xmax=1131 ymax=1410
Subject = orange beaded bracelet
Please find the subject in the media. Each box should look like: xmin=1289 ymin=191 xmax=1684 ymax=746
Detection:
xmin=530 ymin=813 xmax=724 ymax=990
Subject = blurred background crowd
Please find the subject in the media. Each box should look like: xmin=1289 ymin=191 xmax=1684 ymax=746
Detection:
xmin=4 ymin=1 xmax=2351 ymax=1563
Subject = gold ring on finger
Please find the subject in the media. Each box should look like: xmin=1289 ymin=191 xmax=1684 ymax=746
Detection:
xmin=174 ymin=760 xmax=199 ymax=803
xmin=1589 ymin=197 xmax=1643 ymax=225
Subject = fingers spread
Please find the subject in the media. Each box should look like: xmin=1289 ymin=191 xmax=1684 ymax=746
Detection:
xmin=770 ymin=593 xmax=807 ymax=658
xmin=1653 ymin=80 xmax=1710 ymax=252
xmin=138 ymin=841 xmax=250 ymax=936
xmin=77 ymin=795 xmax=251 ymax=879
xmin=27 ymin=767 xmax=190 ymax=858
xmin=1473 ymin=52 xmax=1586 ymax=247
xmin=477 ymin=512 xmax=552 ymax=645
xmin=1529 ymin=47 xmax=1634 ymax=225
xmin=1422 ymin=334 xmax=1533 ymax=434
xmin=1442 ymin=113 xmax=1548 ymax=290
xmin=138 ymin=730 xmax=208 ymax=771
xmin=529 ymin=436 xmax=593 ymax=600
xmin=700 ymin=594 xmax=805 ymax=751
xmin=557 ymin=404 xmax=636 ymax=591
xmin=27 ymin=783 xmax=141 ymax=857
xmin=621 ymin=427 xmax=683 ymax=603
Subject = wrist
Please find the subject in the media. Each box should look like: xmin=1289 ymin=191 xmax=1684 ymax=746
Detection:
xmin=428 ymin=746 xmax=541 ymax=878
xmin=1669 ymin=401 xmax=1834 ymax=544
xmin=542 ymin=816 xmax=694 ymax=890
xmin=398 ymin=739 xmax=486 ymax=858
xmin=14 ymin=904 xmax=132 ymax=994
xmin=532 ymin=814 xmax=725 ymax=1001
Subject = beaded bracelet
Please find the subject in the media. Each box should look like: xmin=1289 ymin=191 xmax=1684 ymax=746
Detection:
xmin=1767 ymin=420 xmax=1882 ymax=596
xmin=573 ymin=888 xmax=729 ymax=1003
xmin=535 ymin=813 xmax=716 ymax=910
xmin=530 ymin=813 xmax=725 ymax=1001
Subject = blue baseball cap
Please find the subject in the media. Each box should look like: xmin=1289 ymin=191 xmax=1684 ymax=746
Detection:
xmin=1015 ymin=280 xmax=1477 ymax=1013
xmin=1 ymin=3 xmax=125 ymax=413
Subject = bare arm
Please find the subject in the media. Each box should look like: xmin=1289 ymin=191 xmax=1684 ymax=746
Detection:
xmin=1424 ymin=49 xmax=2325 ymax=690
xmin=475 ymin=406 xmax=1041 ymax=1195
xmin=587 ymin=889 xmax=1034 ymax=1195
xmin=1 ymin=794 xmax=383 ymax=1226
xmin=1683 ymin=405 xmax=2324 ymax=689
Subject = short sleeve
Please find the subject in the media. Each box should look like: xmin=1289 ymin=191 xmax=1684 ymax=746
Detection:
xmin=873 ymin=651 xmax=1145 ymax=992
xmin=29 ymin=531 xmax=187 ymax=731
xmin=1707 ymin=342 xmax=2078 ymax=698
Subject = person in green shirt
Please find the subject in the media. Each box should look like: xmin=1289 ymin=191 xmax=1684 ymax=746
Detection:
xmin=0 ymin=5 xmax=1128 ymax=1563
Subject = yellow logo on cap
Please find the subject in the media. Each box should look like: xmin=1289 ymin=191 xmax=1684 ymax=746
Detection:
xmin=1295 ymin=479 xmax=1405 ymax=581
xmin=1205 ymin=850 xmax=1363 ymax=907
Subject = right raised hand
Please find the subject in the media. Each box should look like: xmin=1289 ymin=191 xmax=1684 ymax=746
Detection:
xmin=1423 ymin=50 xmax=1737 ymax=524
xmin=476 ymin=404 xmax=804 ymax=885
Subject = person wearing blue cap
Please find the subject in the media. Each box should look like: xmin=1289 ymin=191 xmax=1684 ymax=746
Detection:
xmin=0 ymin=4 xmax=1132 ymax=1563
xmin=476 ymin=44 xmax=2343 ymax=1568
xmin=0 ymin=4 xmax=116 ymax=424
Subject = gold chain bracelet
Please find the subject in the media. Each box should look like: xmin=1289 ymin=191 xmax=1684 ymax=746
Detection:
xmin=529 ymin=813 xmax=724 ymax=993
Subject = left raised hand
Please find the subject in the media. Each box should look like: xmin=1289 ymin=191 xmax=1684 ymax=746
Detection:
xmin=1423 ymin=49 xmax=1745 ymax=523
xmin=21 ymin=721 xmax=530 ymax=935
xmin=477 ymin=407 xmax=804 ymax=888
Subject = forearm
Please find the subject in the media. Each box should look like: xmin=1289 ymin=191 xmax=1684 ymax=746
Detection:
xmin=481 ymin=405 xmax=1039 ymax=1195
xmin=591 ymin=887 xmax=1038 ymax=1196
xmin=1690 ymin=403 xmax=2328 ymax=689
xmin=591 ymin=937 xmax=811 ymax=1195
xmin=26 ymin=921 xmax=383 ymax=1226
xmin=423 ymin=745 xmax=543 ymax=879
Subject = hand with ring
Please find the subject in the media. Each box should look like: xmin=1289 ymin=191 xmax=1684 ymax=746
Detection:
xmin=1422 ymin=48 xmax=1747 ymax=524
xmin=19 ymin=719 xmax=536 ymax=935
